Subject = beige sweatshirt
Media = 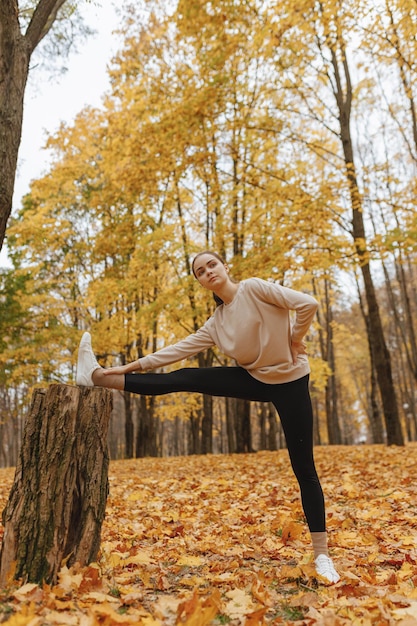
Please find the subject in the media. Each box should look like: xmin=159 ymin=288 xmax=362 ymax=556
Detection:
xmin=138 ymin=278 xmax=318 ymax=384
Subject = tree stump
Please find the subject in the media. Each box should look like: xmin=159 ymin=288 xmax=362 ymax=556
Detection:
xmin=0 ymin=384 xmax=113 ymax=585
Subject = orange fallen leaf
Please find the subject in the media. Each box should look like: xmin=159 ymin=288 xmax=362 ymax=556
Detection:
xmin=244 ymin=607 xmax=268 ymax=625
xmin=281 ymin=521 xmax=303 ymax=545
xmin=176 ymin=590 xmax=221 ymax=625
xmin=251 ymin=575 xmax=271 ymax=606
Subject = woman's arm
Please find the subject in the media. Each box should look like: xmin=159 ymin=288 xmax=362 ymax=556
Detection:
xmin=247 ymin=279 xmax=318 ymax=360
xmin=249 ymin=279 xmax=318 ymax=336
xmin=102 ymin=323 xmax=215 ymax=376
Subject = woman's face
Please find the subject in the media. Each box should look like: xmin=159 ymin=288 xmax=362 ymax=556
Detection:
xmin=193 ymin=253 xmax=229 ymax=291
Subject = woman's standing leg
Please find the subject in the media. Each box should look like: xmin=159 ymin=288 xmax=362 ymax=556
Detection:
xmin=270 ymin=376 xmax=324 ymax=531
xmin=271 ymin=375 xmax=340 ymax=583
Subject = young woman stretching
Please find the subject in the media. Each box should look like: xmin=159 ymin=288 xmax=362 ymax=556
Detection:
xmin=76 ymin=251 xmax=340 ymax=584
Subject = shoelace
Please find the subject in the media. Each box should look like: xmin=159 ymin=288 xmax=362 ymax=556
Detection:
xmin=315 ymin=555 xmax=340 ymax=583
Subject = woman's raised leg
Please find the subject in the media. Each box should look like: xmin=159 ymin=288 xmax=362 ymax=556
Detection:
xmin=124 ymin=367 xmax=271 ymax=399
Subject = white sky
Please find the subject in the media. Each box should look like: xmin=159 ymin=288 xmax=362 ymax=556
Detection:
xmin=0 ymin=0 xmax=121 ymax=267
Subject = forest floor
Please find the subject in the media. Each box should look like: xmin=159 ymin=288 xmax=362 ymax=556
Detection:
xmin=0 ymin=444 xmax=416 ymax=625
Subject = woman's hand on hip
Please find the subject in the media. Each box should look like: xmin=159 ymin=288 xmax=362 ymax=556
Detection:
xmin=290 ymin=340 xmax=306 ymax=365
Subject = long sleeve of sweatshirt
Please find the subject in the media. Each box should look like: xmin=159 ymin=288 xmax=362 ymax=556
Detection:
xmin=138 ymin=325 xmax=215 ymax=371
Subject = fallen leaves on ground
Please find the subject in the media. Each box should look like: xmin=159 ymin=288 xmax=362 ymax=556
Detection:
xmin=1 ymin=444 xmax=417 ymax=625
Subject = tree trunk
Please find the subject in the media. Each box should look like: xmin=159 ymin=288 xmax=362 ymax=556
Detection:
xmin=258 ymin=403 xmax=267 ymax=450
xmin=368 ymin=364 xmax=384 ymax=443
xmin=201 ymin=394 xmax=213 ymax=454
xmin=234 ymin=398 xmax=252 ymax=453
xmin=0 ymin=8 xmax=29 ymax=252
xmin=136 ymin=394 xmax=157 ymax=457
xmin=120 ymin=354 xmax=134 ymax=458
xmin=0 ymin=0 xmax=68 ymax=252
xmin=198 ymin=351 xmax=214 ymax=454
xmin=395 ymin=257 xmax=417 ymax=379
xmin=187 ymin=409 xmax=200 ymax=455
xmin=225 ymin=398 xmax=236 ymax=453
xmin=124 ymin=391 xmax=134 ymax=458
xmin=357 ymin=281 xmax=385 ymax=443
xmin=405 ymin=368 xmax=417 ymax=441
xmin=325 ymin=325 xmax=341 ymax=443
xmin=329 ymin=41 xmax=403 ymax=445
xmin=317 ymin=278 xmax=342 ymax=444
xmin=267 ymin=403 xmax=278 ymax=451
xmin=0 ymin=383 xmax=112 ymax=585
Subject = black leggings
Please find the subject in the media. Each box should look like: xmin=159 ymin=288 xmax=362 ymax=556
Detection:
xmin=125 ymin=367 xmax=325 ymax=532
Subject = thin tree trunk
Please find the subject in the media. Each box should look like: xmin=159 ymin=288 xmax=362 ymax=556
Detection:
xmin=405 ymin=368 xmax=417 ymax=440
xmin=234 ymin=398 xmax=252 ymax=453
xmin=315 ymin=278 xmax=342 ymax=444
xmin=124 ymin=391 xmax=134 ymax=458
xmin=395 ymin=257 xmax=417 ymax=379
xmin=201 ymin=394 xmax=213 ymax=454
xmin=356 ymin=279 xmax=385 ymax=443
xmin=267 ymin=403 xmax=278 ymax=450
xmin=384 ymin=4 xmax=417 ymax=161
xmin=328 ymin=39 xmax=403 ymax=445
xmin=225 ymin=397 xmax=236 ymax=453
xmin=325 ymin=299 xmax=341 ymax=443
xmin=368 ymin=365 xmax=383 ymax=443
xmin=136 ymin=395 xmax=157 ymax=457
xmin=0 ymin=384 xmax=112 ymax=585
xmin=198 ymin=351 xmax=214 ymax=454
xmin=188 ymin=409 xmax=201 ymax=455
xmin=259 ymin=403 xmax=267 ymax=450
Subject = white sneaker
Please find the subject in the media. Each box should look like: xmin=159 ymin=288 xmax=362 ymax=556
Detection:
xmin=315 ymin=554 xmax=340 ymax=584
xmin=76 ymin=332 xmax=101 ymax=386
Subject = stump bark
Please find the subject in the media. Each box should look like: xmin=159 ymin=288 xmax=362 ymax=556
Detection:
xmin=0 ymin=384 xmax=113 ymax=585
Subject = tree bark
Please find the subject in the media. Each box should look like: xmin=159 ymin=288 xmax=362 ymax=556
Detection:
xmin=0 ymin=0 xmax=69 ymax=252
xmin=259 ymin=403 xmax=267 ymax=450
xmin=234 ymin=398 xmax=252 ymax=453
xmin=315 ymin=278 xmax=342 ymax=444
xmin=0 ymin=3 xmax=29 ymax=252
xmin=124 ymin=391 xmax=134 ymax=458
xmin=198 ymin=351 xmax=214 ymax=454
xmin=329 ymin=41 xmax=403 ymax=445
xmin=267 ymin=403 xmax=278 ymax=451
xmin=0 ymin=383 xmax=112 ymax=585
xmin=136 ymin=394 xmax=158 ymax=457
xmin=324 ymin=281 xmax=342 ymax=444
xmin=225 ymin=397 xmax=236 ymax=453
xmin=356 ymin=282 xmax=385 ymax=443
xmin=188 ymin=409 xmax=201 ymax=455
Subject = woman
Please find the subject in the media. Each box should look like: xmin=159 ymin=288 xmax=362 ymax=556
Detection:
xmin=76 ymin=251 xmax=340 ymax=584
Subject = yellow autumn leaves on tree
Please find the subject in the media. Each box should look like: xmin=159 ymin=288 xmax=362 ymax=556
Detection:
xmin=1 ymin=0 xmax=417 ymax=459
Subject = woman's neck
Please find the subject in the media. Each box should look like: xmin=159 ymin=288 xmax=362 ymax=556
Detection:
xmin=216 ymin=281 xmax=240 ymax=305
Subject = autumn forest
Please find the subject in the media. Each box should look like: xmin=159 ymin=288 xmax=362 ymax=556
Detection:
xmin=1 ymin=0 xmax=417 ymax=466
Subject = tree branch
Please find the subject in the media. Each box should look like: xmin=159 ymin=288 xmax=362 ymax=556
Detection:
xmin=24 ymin=0 xmax=68 ymax=54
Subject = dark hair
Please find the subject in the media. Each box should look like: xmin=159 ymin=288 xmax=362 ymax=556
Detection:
xmin=191 ymin=250 xmax=228 ymax=306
